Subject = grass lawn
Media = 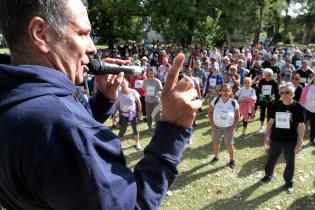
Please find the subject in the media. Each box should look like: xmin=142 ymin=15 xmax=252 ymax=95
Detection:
xmin=111 ymin=104 xmax=315 ymax=210
xmin=0 ymin=48 xmax=9 ymax=54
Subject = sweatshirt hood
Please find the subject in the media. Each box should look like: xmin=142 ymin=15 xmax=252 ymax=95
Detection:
xmin=0 ymin=64 xmax=76 ymax=111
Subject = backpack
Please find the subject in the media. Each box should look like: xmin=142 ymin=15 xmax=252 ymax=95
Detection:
xmin=214 ymin=96 xmax=236 ymax=109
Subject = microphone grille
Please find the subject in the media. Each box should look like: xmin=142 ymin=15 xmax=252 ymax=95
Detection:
xmin=88 ymin=58 xmax=101 ymax=74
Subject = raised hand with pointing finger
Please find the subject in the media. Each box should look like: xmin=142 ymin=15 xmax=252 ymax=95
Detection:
xmin=161 ymin=53 xmax=203 ymax=128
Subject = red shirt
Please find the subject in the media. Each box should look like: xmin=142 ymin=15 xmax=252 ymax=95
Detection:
xmin=130 ymin=74 xmax=147 ymax=96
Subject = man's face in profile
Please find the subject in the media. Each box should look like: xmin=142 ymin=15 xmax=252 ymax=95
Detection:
xmin=46 ymin=0 xmax=96 ymax=84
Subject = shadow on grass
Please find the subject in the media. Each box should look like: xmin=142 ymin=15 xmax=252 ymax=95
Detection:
xmin=170 ymin=163 xmax=225 ymax=191
xmin=237 ymin=153 xmax=286 ymax=178
xmin=287 ymin=194 xmax=315 ymax=210
xmin=238 ymin=154 xmax=267 ymax=177
xmin=201 ymin=183 xmax=285 ymax=210
xmin=182 ymin=142 xmax=212 ymax=160
xmin=181 ymin=128 xmax=264 ymax=162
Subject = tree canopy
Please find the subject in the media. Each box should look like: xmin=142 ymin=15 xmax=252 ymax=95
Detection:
xmin=87 ymin=0 xmax=315 ymax=47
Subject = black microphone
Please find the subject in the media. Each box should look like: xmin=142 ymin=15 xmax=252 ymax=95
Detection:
xmin=87 ymin=57 xmax=143 ymax=76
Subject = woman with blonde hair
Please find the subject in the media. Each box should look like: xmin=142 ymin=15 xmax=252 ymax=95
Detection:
xmin=234 ymin=77 xmax=257 ymax=138
xmin=228 ymin=65 xmax=240 ymax=96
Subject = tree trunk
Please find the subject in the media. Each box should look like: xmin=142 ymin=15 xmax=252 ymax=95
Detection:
xmin=304 ymin=16 xmax=314 ymax=45
xmin=253 ymin=1 xmax=264 ymax=44
xmin=283 ymin=0 xmax=291 ymax=44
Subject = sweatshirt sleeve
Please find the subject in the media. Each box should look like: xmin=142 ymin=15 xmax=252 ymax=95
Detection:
xmin=89 ymin=90 xmax=115 ymax=123
xmin=31 ymin=121 xmax=191 ymax=210
xmin=134 ymin=121 xmax=192 ymax=210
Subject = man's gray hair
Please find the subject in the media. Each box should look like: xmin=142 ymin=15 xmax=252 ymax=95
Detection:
xmin=0 ymin=0 xmax=87 ymax=49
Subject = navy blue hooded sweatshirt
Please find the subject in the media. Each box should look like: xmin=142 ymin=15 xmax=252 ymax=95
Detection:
xmin=0 ymin=64 xmax=192 ymax=210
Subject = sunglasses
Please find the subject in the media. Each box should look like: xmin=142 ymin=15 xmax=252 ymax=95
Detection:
xmin=220 ymin=89 xmax=229 ymax=92
xmin=280 ymin=91 xmax=291 ymax=95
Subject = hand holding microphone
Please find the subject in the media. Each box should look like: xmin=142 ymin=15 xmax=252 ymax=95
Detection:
xmin=87 ymin=56 xmax=143 ymax=76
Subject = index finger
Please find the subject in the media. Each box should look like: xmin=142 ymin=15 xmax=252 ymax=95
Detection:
xmin=163 ymin=53 xmax=185 ymax=91
xmin=103 ymin=58 xmax=131 ymax=65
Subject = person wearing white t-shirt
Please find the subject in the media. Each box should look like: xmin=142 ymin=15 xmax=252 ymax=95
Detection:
xmin=115 ymin=78 xmax=142 ymax=150
xmin=208 ymin=84 xmax=240 ymax=168
xmin=300 ymin=76 xmax=315 ymax=146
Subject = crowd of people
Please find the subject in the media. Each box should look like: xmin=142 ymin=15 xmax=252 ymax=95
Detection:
xmin=83 ymin=42 xmax=315 ymax=193
xmin=0 ymin=0 xmax=314 ymax=209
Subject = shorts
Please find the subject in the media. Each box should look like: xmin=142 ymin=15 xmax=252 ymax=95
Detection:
xmin=212 ymin=126 xmax=235 ymax=145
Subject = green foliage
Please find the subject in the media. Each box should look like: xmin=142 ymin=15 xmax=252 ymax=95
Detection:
xmin=87 ymin=0 xmax=315 ymax=46
xmin=273 ymin=32 xmax=283 ymax=43
xmin=193 ymin=12 xmax=223 ymax=48
xmin=88 ymin=0 xmax=144 ymax=47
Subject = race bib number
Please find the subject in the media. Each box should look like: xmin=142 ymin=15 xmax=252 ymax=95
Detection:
xmin=300 ymin=77 xmax=307 ymax=83
xmin=209 ymin=78 xmax=217 ymax=87
xmin=121 ymin=105 xmax=133 ymax=113
xmin=296 ymin=60 xmax=302 ymax=67
xmin=262 ymin=85 xmax=272 ymax=96
xmin=146 ymin=86 xmax=156 ymax=96
xmin=216 ymin=112 xmax=229 ymax=127
xmin=275 ymin=112 xmax=291 ymax=129
xmin=135 ymin=80 xmax=143 ymax=88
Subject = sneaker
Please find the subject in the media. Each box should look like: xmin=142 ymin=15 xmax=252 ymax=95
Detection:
xmin=135 ymin=143 xmax=142 ymax=150
xmin=260 ymin=176 xmax=272 ymax=184
xmin=210 ymin=157 xmax=219 ymax=165
xmin=286 ymin=186 xmax=294 ymax=193
xmin=258 ymin=126 xmax=265 ymax=134
xmin=239 ymin=133 xmax=247 ymax=139
xmin=228 ymin=160 xmax=236 ymax=169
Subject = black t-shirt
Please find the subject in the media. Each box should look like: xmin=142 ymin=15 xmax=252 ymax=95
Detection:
xmin=257 ymin=79 xmax=280 ymax=104
xmin=296 ymin=68 xmax=314 ymax=86
xmin=269 ymin=101 xmax=305 ymax=143
xmin=293 ymin=84 xmax=303 ymax=102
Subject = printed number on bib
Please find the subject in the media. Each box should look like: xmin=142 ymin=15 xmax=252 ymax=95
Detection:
xmin=122 ymin=105 xmax=133 ymax=113
xmin=146 ymin=86 xmax=156 ymax=96
xmin=275 ymin=112 xmax=291 ymax=129
xmin=299 ymin=77 xmax=307 ymax=83
xmin=209 ymin=78 xmax=216 ymax=87
xmin=135 ymin=80 xmax=143 ymax=88
xmin=262 ymin=85 xmax=272 ymax=95
xmin=296 ymin=60 xmax=302 ymax=67
xmin=216 ymin=112 xmax=229 ymax=127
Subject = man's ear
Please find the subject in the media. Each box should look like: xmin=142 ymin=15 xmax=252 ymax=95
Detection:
xmin=28 ymin=17 xmax=51 ymax=54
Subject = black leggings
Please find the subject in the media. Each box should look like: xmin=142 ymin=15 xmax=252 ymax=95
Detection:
xmin=118 ymin=115 xmax=138 ymax=138
xmin=242 ymin=113 xmax=252 ymax=128
xmin=260 ymin=103 xmax=272 ymax=122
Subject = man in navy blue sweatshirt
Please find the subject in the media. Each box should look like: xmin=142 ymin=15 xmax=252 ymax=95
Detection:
xmin=0 ymin=0 xmax=202 ymax=209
